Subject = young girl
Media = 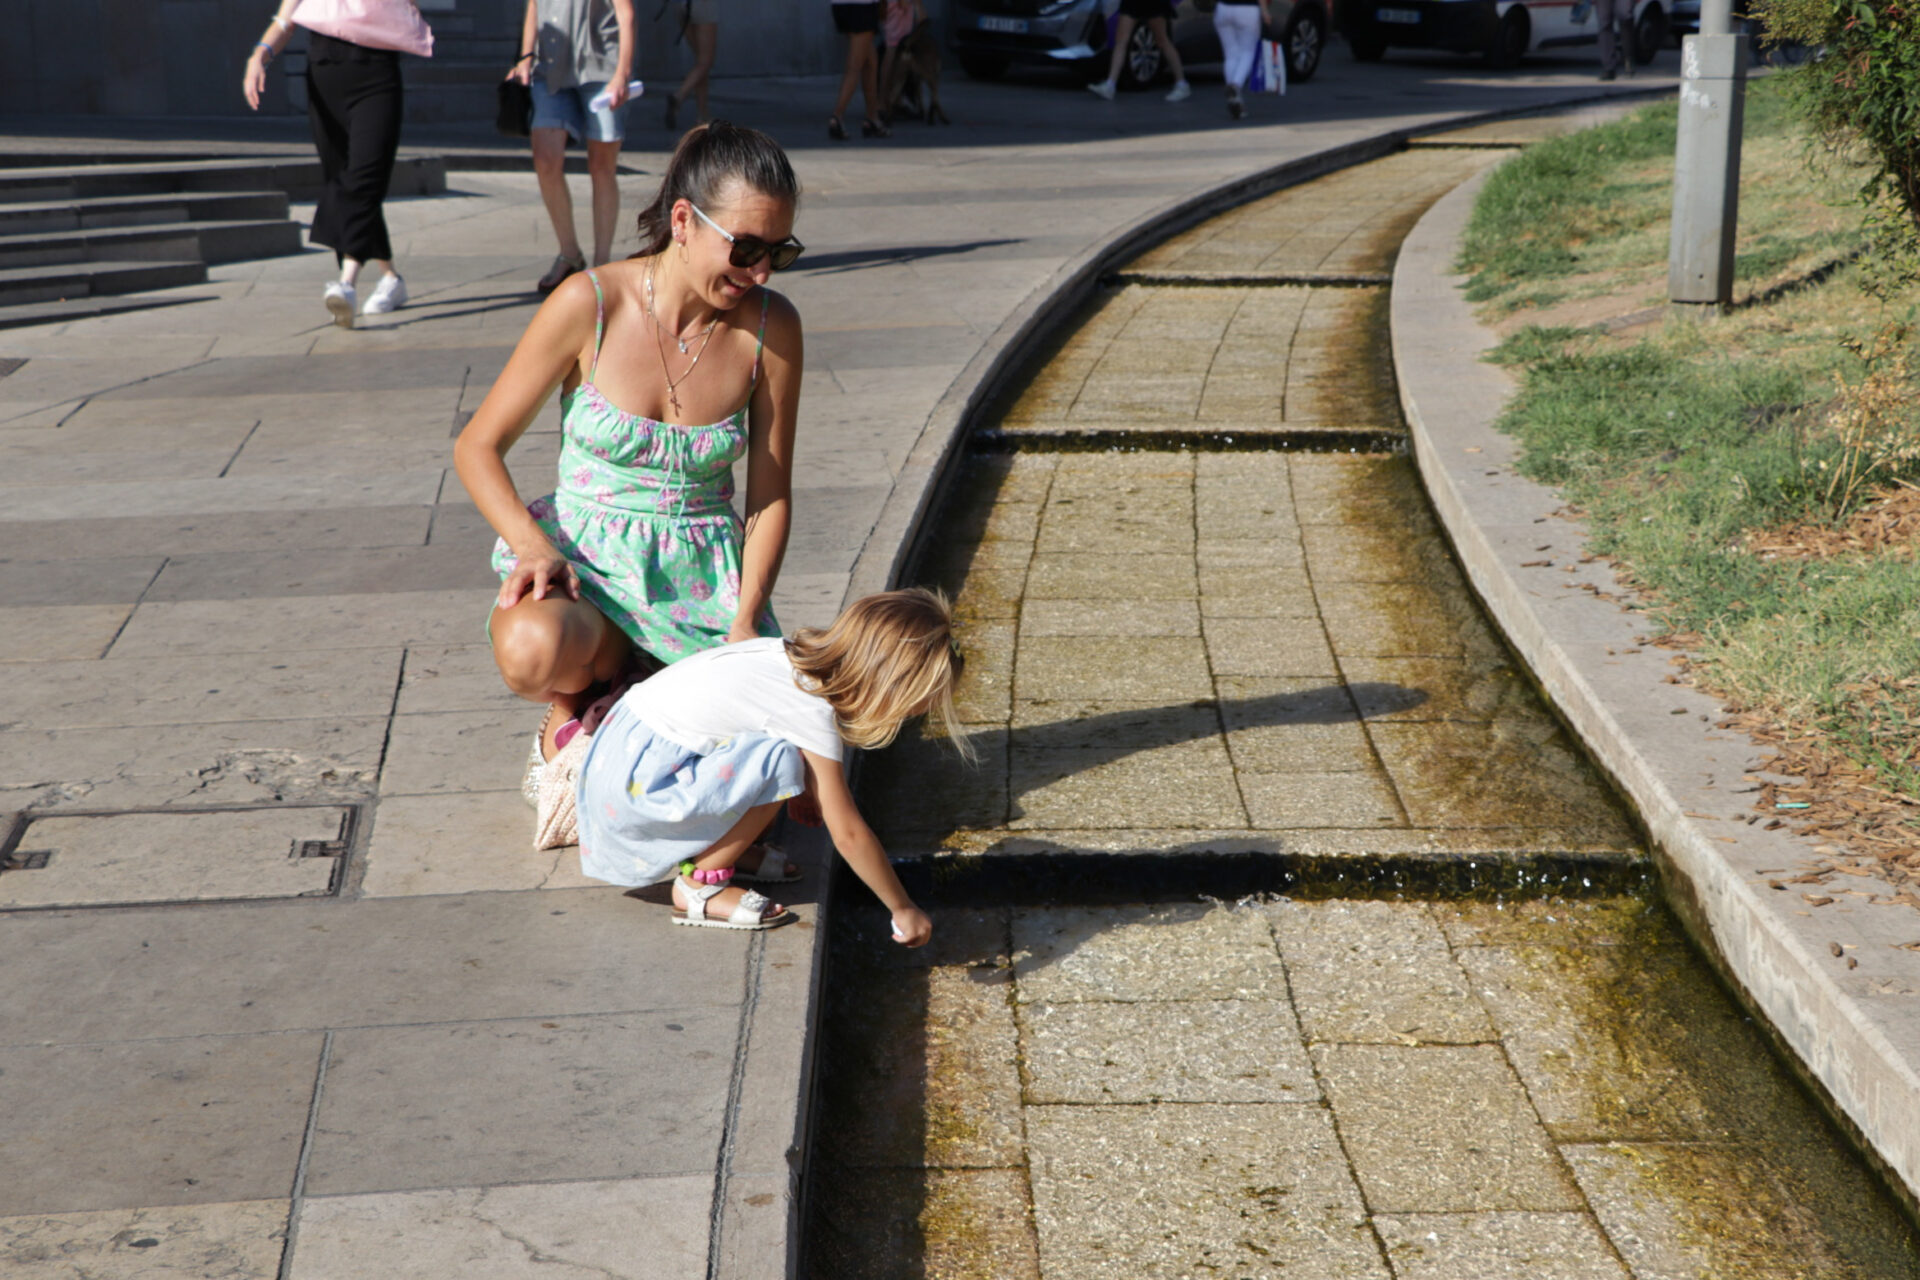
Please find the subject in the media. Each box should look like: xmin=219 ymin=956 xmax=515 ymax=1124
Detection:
xmin=574 ymin=588 xmax=967 ymax=942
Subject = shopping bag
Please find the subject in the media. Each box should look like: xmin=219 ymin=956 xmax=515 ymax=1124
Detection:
xmin=1247 ymin=38 xmax=1287 ymax=94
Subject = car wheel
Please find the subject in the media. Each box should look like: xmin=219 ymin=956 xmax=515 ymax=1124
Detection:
xmin=1116 ymin=23 xmax=1165 ymax=87
xmin=1631 ymin=3 xmax=1666 ymax=63
xmin=1285 ymin=8 xmax=1326 ymax=79
xmin=1346 ymin=24 xmax=1387 ymax=59
xmin=957 ymin=51 xmax=1010 ymax=80
xmin=1484 ymin=6 xmax=1527 ymax=66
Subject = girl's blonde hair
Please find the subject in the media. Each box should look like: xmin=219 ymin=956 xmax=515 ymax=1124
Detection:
xmin=786 ymin=588 xmax=973 ymax=759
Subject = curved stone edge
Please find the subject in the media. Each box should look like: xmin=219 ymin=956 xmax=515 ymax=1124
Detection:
xmin=1393 ymin=168 xmax=1920 ymax=1208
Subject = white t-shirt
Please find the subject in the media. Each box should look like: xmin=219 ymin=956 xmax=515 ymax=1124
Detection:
xmin=621 ymin=637 xmax=844 ymax=762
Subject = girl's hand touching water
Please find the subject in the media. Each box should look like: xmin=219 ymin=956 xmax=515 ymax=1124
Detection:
xmin=891 ymin=906 xmax=932 ymax=948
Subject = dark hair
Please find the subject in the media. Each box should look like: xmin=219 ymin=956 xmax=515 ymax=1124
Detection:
xmin=634 ymin=121 xmax=799 ymax=257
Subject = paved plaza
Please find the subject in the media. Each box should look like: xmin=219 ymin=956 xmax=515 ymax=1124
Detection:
xmin=0 ymin=56 xmax=1746 ymax=1280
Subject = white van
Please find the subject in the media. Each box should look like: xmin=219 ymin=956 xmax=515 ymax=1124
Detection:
xmin=1335 ymin=0 xmax=1668 ymax=66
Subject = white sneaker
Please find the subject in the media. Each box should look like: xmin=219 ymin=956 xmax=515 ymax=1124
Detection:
xmin=1087 ymin=79 xmax=1116 ymax=101
xmin=323 ymin=280 xmax=356 ymax=330
xmin=1165 ymin=79 xmax=1192 ymax=102
xmin=362 ymin=272 xmax=407 ymax=315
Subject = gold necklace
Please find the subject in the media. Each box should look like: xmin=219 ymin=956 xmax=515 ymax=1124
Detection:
xmin=645 ymin=263 xmax=720 ymax=417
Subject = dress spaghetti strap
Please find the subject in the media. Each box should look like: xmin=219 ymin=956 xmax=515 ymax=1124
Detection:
xmin=750 ymin=290 xmax=770 ymax=388
xmin=585 ymin=269 xmax=607 ymax=383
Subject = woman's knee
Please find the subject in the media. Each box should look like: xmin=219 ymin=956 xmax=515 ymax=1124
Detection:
xmin=586 ymin=142 xmax=622 ymax=180
xmin=490 ymin=609 xmax=566 ymax=697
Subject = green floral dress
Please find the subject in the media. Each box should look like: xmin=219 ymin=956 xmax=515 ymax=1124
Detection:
xmin=492 ymin=270 xmax=780 ymax=661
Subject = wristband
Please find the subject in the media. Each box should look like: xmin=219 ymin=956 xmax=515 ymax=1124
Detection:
xmin=255 ymin=41 xmax=275 ymax=62
xmin=516 ymin=52 xmax=536 ymax=63
xmin=271 ymin=14 xmax=291 ymax=30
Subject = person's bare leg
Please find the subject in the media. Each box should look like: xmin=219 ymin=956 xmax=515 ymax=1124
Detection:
xmin=489 ymin=595 xmax=629 ymax=756
xmin=859 ymin=36 xmax=882 ymax=122
xmin=833 ymin=34 xmax=864 ymax=120
xmin=531 ymin=127 xmax=582 ymax=261
xmin=674 ymin=23 xmax=717 ymax=118
xmin=585 ymin=139 xmax=623 ymax=265
xmin=1099 ymin=15 xmax=1137 ymax=87
xmin=673 ymin=800 xmax=787 ymax=919
xmin=1151 ymin=17 xmax=1186 ymax=82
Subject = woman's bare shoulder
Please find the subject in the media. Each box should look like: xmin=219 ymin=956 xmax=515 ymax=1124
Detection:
xmin=752 ymin=285 xmax=803 ymax=343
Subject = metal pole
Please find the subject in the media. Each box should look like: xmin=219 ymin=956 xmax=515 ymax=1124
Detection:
xmin=1668 ymin=0 xmax=1747 ymax=310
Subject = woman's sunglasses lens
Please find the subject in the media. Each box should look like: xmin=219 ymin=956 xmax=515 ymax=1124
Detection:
xmin=727 ymin=239 xmax=803 ymax=272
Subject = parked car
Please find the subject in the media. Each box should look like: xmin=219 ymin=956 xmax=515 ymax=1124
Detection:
xmin=1666 ymin=3 xmax=1814 ymax=62
xmin=950 ymin=0 xmax=1331 ymax=88
xmin=1333 ymin=0 xmax=1667 ymax=66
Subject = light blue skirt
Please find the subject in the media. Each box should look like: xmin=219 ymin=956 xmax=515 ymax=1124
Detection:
xmin=575 ymin=700 xmax=806 ymax=888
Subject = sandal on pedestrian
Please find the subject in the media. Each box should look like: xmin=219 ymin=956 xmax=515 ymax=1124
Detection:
xmin=861 ymin=117 xmax=891 ymax=138
xmin=734 ymin=841 xmax=803 ymax=884
xmin=537 ymin=252 xmax=585 ymax=295
xmin=827 ymin=116 xmax=849 ymax=141
xmin=673 ymin=876 xmax=794 ymax=931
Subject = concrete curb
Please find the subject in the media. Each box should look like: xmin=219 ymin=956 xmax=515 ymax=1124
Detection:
xmin=1393 ymin=169 xmax=1920 ymax=1208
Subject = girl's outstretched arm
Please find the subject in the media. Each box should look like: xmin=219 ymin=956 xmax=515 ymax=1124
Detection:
xmin=802 ymin=750 xmax=930 ymax=947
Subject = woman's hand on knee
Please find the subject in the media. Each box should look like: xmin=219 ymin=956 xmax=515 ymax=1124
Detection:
xmin=499 ymin=550 xmax=580 ymax=608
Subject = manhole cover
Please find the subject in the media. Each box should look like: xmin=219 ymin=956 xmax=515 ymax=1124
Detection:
xmin=0 ymin=806 xmax=355 ymax=910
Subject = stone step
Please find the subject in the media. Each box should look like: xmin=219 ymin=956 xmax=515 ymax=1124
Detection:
xmin=0 ymin=219 xmax=306 ymax=271
xmin=0 ymin=190 xmax=291 ymax=238
xmin=0 ymin=155 xmax=446 ymax=205
xmin=0 ymin=292 xmax=207 ymax=333
xmin=0 ymin=259 xmax=207 ymax=308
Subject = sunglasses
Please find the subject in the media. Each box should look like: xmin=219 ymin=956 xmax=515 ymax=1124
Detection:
xmin=690 ymin=202 xmax=805 ymax=272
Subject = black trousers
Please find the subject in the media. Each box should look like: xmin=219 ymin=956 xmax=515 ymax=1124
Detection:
xmin=305 ymin=31 xmax=404 ymax=264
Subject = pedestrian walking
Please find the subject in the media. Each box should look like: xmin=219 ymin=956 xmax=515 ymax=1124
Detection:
xmin=507 ymin=0 xmax=637 ymax=295
xmin=662 ymin=0 xmax=719 ymax=129
xmin=242 ymin=0 xmax=432 ymax=329
xmin=828 ymin=0 xmax=889 ymax=139
xmin=572 ymin=589 xmax=964 ymax=937
xmin=453 ymin=122 xmax=807 ymax=810
xmin=1087 ymin=0 xmax=1191 ymax=103
xmin=1597 ymin=0 xmax=1633 ymax=78
xmin=1213 ymin=0 xmax=1268 ymax=119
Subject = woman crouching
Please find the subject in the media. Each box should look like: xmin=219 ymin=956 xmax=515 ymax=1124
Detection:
xmin=575 ymin=588 xmax=968 ymax=942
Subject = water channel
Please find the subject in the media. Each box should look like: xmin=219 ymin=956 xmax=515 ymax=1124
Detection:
xmin=802 ymin=122 xmax=1920 ymax=1279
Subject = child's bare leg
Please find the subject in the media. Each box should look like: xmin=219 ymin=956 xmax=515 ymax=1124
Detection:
xmin=673 ymin=801 xmax=787 ymax=918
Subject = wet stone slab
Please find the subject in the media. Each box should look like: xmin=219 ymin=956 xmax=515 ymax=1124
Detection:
xmin=1018 ymin=998 xmax=1316 ymax=1104
xmin=1372 ymin=1212 xmax=1631 ymax=1280
xmin=1011 ymin=904 xmax=1287 ymax=1004
xmin=1312 ymin=1043 xmax=1582 ymax=1213
xmin=1264 ymin=900 xmax=1492 ymax=1045
xmin=1025 ymin=1102 xmax=1385 ymax=1280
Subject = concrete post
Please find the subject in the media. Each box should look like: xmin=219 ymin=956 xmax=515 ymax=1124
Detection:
xmin=1667 ymin=3 xmax=1748 ymax=310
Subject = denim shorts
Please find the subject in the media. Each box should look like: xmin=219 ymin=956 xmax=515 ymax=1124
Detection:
xmin=530 ymin=74 xmax=627 ymax=144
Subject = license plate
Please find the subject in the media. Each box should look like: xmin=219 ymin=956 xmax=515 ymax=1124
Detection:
xmin=1376 ymin=7 xmax=1421 ymax=20
xmin=978 ymin=15 xmax=1029 ymax=32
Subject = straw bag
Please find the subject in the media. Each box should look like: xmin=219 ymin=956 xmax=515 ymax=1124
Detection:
xmin=533 ymin=730 xmax=592 ymax=852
